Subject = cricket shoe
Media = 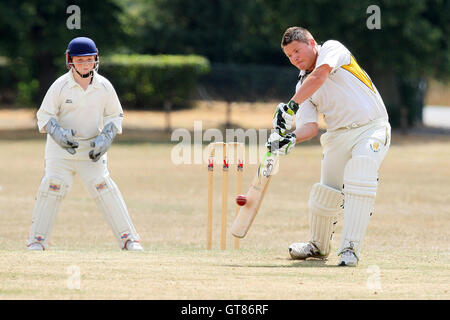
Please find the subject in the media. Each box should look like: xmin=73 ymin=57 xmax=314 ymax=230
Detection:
xmin=124 ymin=241 xmax=144 ymax=251
xmin=28 ymin=242 xmax=44 ymax=251
xmin=338 ymin=249 xmax=358 ymax=267
xmin=288 ymin=242 xmax=328 ymax=260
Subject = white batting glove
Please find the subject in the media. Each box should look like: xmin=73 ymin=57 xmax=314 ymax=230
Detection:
xmin=265 ymin=131 xmax=297 ymax=155
xmin=272 ymin=100 xmax=300 ymax=135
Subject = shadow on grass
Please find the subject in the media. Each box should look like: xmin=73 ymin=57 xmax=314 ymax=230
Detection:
xmin=0 ymin=128 xmax=174 ymax=144
xmin=1 ymin=127 xmax=449 ymax=145
xmin=0 ymin=127 xmax=321 ymax=145
xmin=223 ymin=258 xmax=340 ymax=269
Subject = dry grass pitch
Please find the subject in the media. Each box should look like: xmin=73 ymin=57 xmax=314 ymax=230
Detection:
xmin=0 ymin=131 xmax=449 ymax=299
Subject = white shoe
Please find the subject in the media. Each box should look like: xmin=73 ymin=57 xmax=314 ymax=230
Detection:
xmin=338 ymin=249 xmax=358 ymax=267
xmin=28 ymin=242 xmax=44 ymax=251
xmin=125 ymin=241 xmax=144 ymax=251
xmin=289 ymin=242 xmax=328 ymax=260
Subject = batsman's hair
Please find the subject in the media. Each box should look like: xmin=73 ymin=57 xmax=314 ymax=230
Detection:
xmin=281 ymin=27 xmax=314 ymax=48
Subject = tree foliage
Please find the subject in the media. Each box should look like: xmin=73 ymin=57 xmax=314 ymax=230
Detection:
xmin=0 ymin=0 xmax=125 ymax=102
xmin=128 ymin=0 xmax=449 ymax=127
xmin=1 ymin=0 xmax=448 ymax=127
xmin=127 ymin=0 xmax=449 ymax=80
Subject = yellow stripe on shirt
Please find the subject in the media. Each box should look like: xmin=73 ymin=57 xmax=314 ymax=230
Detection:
xmin=341 ymin=55 xmax=374 ymax=92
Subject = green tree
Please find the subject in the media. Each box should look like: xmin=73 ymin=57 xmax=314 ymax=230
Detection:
xmin=0 ymin=0 xmax=125 ymax=104
xmin=123 ymin=0 xmax=252 ymax=62
xmin=130 ymin=0 xmax=449 ymax=128
xmin=257 ymin=0 xmax=450 ymax=128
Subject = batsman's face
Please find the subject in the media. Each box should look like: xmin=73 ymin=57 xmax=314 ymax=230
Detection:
xmin=72 ymin=55 xmax=96 ymax=74
xmin=283 ymin=40 xmax=317 ymax=71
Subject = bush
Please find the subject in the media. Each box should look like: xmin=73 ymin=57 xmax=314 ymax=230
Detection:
xmin=0 ymin=56 xmax=40 ymax=106
xmin=0 ymin=57 xmax=18 ymax=103
xmin=100 ymin=54 xmax=210 ymax=110
xmin=198 ymin=63 xmax=299 ymax=102
xmin=16 ymin=79 xmax=39 ymax=107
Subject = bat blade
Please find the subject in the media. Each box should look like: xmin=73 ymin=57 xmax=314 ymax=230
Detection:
xmin=231 ymin=151 xmax=278 ymax=238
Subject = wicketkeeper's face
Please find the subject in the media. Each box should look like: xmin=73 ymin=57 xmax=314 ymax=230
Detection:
xmin=283 ymin=40 xmax=317 ymax=72
xmin=71 ymin=55 xmax=96 ymax=74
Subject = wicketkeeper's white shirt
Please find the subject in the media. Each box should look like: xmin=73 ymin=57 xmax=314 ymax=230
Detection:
xmin=295 ymin=40 xmax=388 ymax=131
xmin=37 ymin=70 xmax=124 ymax=160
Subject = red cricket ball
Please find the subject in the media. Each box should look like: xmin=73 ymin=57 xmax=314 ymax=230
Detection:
xmin=236 ymin=194 xmax=247 ymax=206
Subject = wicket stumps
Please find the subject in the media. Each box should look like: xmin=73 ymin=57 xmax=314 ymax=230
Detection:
xmin=207 ymin=142 xmax=244 ymax=250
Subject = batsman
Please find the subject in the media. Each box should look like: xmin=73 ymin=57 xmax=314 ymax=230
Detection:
xmin=267 ymin=27 xmax=391 ymax=266
xmin=26 ymin=37 xmax=143 ymax=251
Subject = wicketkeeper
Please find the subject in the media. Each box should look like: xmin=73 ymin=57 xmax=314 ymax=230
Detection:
xmin=26 ymin=37 xmax=142 ymax=251
xmin=267 ymin=27 xmax=391 ymax=266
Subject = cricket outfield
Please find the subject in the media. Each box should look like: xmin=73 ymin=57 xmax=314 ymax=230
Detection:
xmin=0 ymin=137 xmax=448 ymax=300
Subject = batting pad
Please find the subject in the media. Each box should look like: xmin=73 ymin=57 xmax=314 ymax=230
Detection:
xmin=338 ymin=156 xmax=378 ymax=258
xmin=308 ymin=183 xmax=344 ymax=256
xmin=27 ymin=177 xmax=68 ymax=249
xmin=89 ymin=176 xmax=140 ymax=249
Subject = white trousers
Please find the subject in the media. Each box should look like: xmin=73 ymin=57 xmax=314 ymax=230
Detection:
xmin=45 ymin=158 xmax=109 ymax=192
xmin=320 ymin=118 xmax=391 ymax=191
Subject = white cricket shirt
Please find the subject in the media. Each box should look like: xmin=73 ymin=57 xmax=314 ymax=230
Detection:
xmin=295 ymin=40 xmax=388 ymax=131
xmin=37 ymin=70 xmax=124 ymax=160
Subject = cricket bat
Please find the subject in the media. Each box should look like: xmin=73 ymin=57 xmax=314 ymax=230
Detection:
xmin=230 ymin=151 xmax=279 ymax=238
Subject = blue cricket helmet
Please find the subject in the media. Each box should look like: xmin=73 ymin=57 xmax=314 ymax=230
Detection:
xmin=66 ymin=37 xmax=98 ymax=56
xmin=65 ymin=37 xmax=100 ymax=76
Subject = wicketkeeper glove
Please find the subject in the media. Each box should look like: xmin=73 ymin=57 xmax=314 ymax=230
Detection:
xmin=265 ymin=131 xmax=297 ymax=155
xmin=272 ymin=100 xmax=300 ymax=135
xmin=89 ymin=122 xmax=118 ymax=162
xmin=45 ymin=118 xmax=79 ymax=155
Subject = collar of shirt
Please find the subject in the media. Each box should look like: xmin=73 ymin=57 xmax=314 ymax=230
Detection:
xmin=298 ymin=69 xmax=312 ymax=82
xmin=67 ymin=70 xmax=103 ymax=90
